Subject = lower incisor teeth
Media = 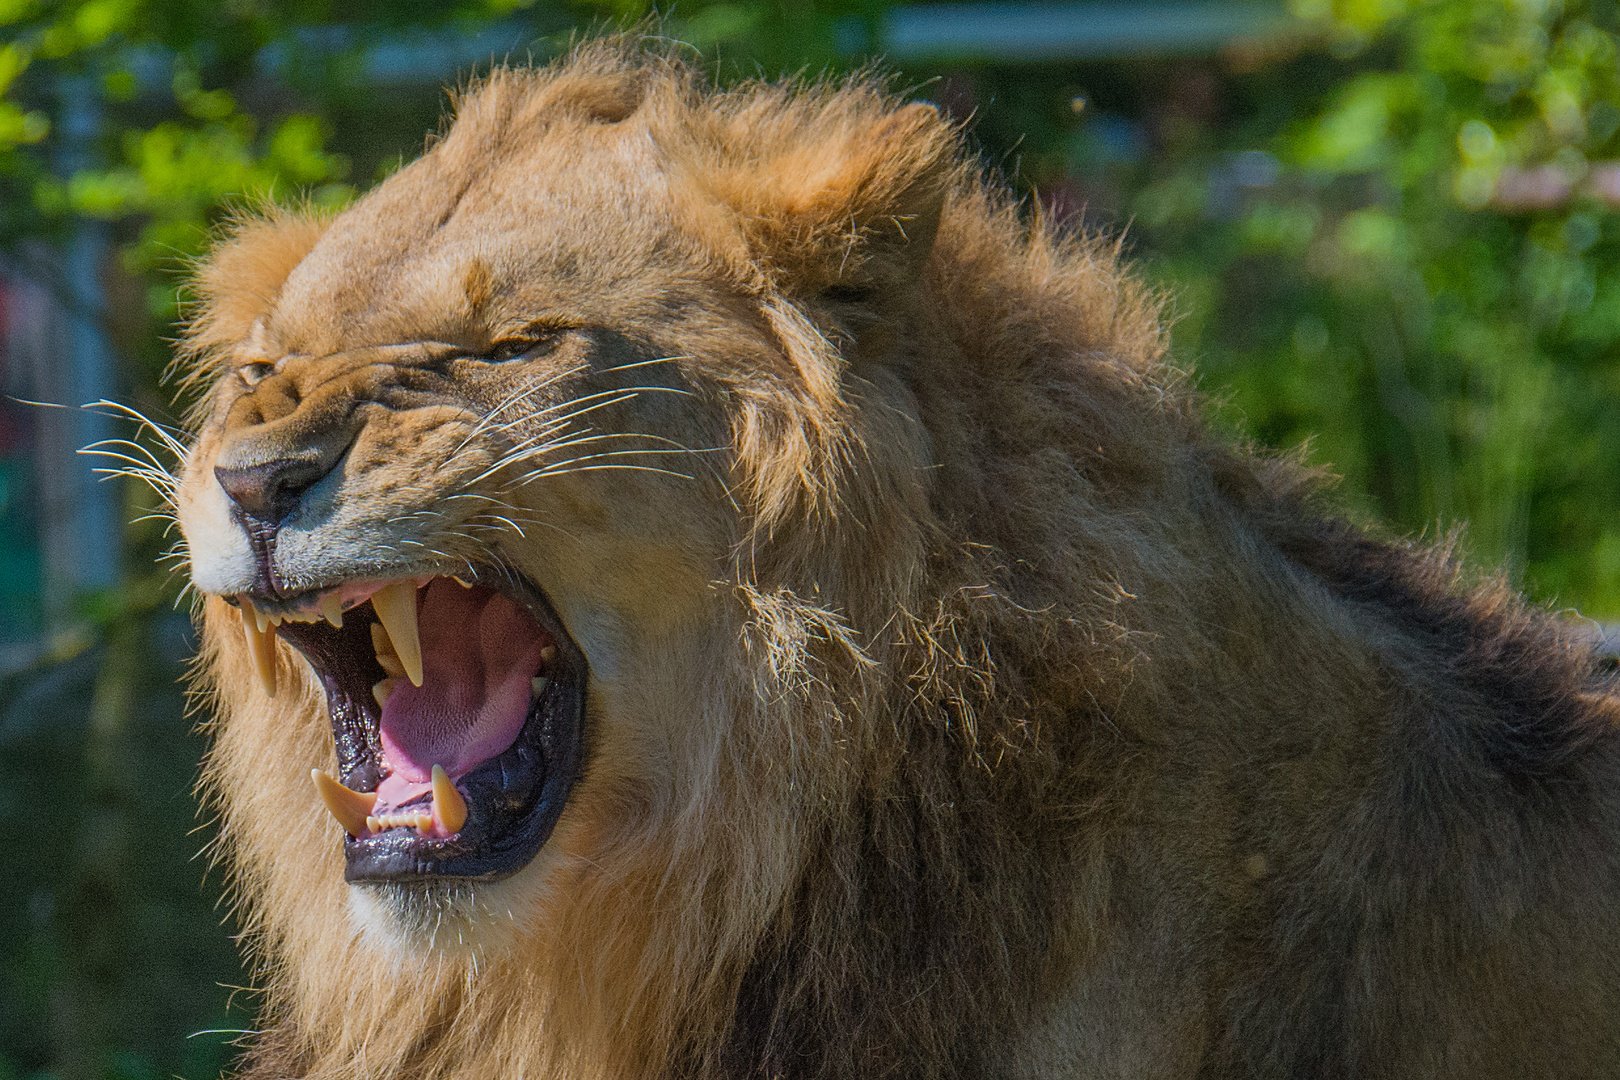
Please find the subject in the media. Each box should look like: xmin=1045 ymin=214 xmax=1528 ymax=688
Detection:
xmin=531 ymin=676 xmax=548 ymax=697
xmin=365 ymin=811 xmax=434 ymax=833
xmin=372 ymin=678 xmax=397 ymax=708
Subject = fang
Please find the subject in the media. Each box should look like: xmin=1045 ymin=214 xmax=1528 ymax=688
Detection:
xmin=238 ymin=597 xmax=278 ymax=697
xmin=311 ymin=769 xmax=377 ymax=837
xmin=372 ymin=581 xmax=424 ymax=687
xmin=432 ymin=765 xmax=468 ymax=834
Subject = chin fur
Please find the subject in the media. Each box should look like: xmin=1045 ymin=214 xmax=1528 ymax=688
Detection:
xmin=348 ymin=852 xmax=564 ymax=961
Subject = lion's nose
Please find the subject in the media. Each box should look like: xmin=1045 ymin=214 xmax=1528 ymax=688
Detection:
xmin=214 ymin=457 xmax=336 ymax=526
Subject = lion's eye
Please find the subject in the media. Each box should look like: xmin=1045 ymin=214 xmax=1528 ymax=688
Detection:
xmin=239 ymin=362 xmax=275 ymax=386
xmin=485 ymin=340 xmax=533 ymax=362
xmin=483 ymin=328 xmax=566 ymax=363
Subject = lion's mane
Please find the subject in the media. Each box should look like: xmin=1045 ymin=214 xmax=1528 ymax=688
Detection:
xmin=184 ymin=37 xmax=1620 ymax=1080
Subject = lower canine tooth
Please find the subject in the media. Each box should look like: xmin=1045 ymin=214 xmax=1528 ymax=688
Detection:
xmin=311 ymin=769 xmax=377 ymax=837
xmin=531 ymin=676 xmax=549 ymax=697
xmin=431 ymin=764 xmax=468 ymax=834
xmin=372 ymin=678 xmax=397 ymax=709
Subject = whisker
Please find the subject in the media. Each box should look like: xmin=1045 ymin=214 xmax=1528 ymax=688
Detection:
xmin=449 ymin=382 xmax=700 ymax=484
xmin=517 ymin=462 xmax=697 ymax=482
xmin=495 ymin=384 xmax=694 ymax=445
xmin=455 ymin=380 xmax=686 ymax=461
xmin=448 ymin=363 xmax=590 ymax=456
xmin=82 ymin=435 xmax=181 ymax=471
xmin=83 ymin=399 xmax=191 ymax=458
xmin=82 ymin=449 xmax=182 ymax=491
xmin=504 ymin=429 xmax=700 ymax=457
xmin=515 ymin=446 xmax=698 ymax=470
xmin=458 ymin=402 xmax=641 ymax=481
xmin=596 ymin=354 xmax=693 ymax=374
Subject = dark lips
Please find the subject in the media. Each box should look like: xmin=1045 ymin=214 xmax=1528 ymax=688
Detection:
xmin=271 ymin=569 xmax=586 ymax=883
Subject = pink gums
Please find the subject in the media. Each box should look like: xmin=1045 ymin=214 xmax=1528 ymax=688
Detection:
xmin=374 ymin=579 xmax=549 ymax=814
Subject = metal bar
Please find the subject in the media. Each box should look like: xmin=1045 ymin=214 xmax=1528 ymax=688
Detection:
xmin=882 ymin=1 xmax=1294 ymax=62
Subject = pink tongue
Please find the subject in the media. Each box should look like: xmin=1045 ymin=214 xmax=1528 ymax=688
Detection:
xmin=375 ymin=580 xmax=547 ymax=808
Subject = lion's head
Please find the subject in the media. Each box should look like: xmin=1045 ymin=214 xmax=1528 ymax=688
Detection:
xmin=175 ymin=38 xmax=1186 ymax=1078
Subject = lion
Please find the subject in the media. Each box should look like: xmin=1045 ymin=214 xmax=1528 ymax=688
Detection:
xmin=169 ymin=37 xmax=1620 ymax=1080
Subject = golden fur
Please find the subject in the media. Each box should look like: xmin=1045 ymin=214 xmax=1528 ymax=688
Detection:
xmin=173 ymin=38 xmax=1620 ymax=1079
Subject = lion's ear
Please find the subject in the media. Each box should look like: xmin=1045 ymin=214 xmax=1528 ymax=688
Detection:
xmin=704 ymin=99 xmax=957 ymax=295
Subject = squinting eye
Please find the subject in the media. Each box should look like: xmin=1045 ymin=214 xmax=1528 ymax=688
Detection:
xmin=482 ymin=328 xmax=566 ymax=363
xmin=239 ymin=362 xmax=275 ymax=386
xmin=485 ymin=339 xmax=534 ymax=362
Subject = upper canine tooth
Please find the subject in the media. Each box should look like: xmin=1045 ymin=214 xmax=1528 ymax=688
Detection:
xmin=321 ymin=593 xmax=344 ymax=628
xmin=239 ymin=596 xmax=278 ymax=697
xmin=368 ymin=623 xmax=405 ymax=675
xmin=371 ymin=581 xmax=423 ymax=687
xmin=311 ymin=769 xmax=377 ymax=837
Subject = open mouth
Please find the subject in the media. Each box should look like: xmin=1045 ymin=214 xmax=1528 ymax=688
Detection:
xmin=234 ymin=570 xmax=586 ymax=883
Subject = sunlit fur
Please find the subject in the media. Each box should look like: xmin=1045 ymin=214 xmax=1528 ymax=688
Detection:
xmin=175 ymin=37 xmax=1620 ymax=1080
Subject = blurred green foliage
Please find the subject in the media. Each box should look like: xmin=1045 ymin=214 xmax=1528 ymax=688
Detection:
xmin=1122 ymin=0 xmax=1620 ymax=609
xmin=2 ymin=0 xmax=1618 ymax=1077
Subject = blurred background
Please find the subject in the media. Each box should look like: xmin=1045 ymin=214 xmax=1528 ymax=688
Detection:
xmin=2 ymin=0 xmax=1619 ymax=1076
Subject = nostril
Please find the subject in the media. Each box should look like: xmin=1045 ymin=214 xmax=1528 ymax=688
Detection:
xmin=214 ymin=458 xmax=333 ymax=526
